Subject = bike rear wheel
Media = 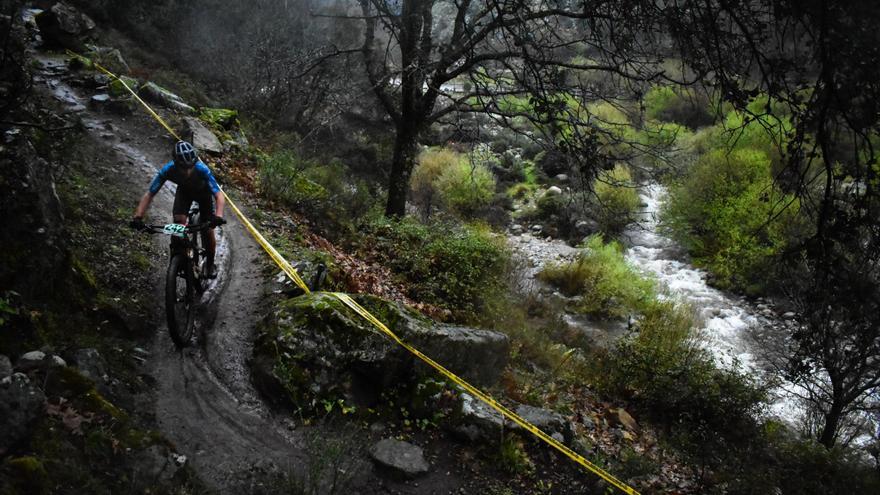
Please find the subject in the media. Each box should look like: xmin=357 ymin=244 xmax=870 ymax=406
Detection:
xmin=166 ymin=254 xmax=196 ymax=347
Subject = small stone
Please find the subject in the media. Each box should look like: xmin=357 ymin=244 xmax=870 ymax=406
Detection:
xmin=609 ymin=408 xmax=639 ymax=432
xmin=546 ymin=186 xmax=563 ymax=196
xmin=551 ymin=432 xmax=565 ymax=443
xmin=132 ymin=347 xmax=150 ymax=357
xmin=370 ymin=438 xmax=429 ymax=479
xmin=90 ymin=94 xmax=110 ymax=106
xmin=49 ymin=355 xmax=67 ymax=368
xmin=555 ymin=174 xmax=569 ymax=182
xmin=530 ymin=224 xmax=543 ymax=234
xmin=17 ymin=350 xmax=46 ymax=371
xmin=782 ymin=312 xmax=796 ymax=320
xmin=510 ymin=224 xmax=524 ymax=235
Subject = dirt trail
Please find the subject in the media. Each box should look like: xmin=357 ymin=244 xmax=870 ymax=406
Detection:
xmin=34 ymin=53 xmax=307 ymax=490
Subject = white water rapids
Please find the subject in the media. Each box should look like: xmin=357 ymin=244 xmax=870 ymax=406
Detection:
xmin=509 ymin=184 xmax=805 ymax=422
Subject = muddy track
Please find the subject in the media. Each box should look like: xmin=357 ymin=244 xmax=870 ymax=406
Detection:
xmin=31 ymin=45 xmax=477 ymax=493
xmin=33 ymin=53 xmax=307 ymax=491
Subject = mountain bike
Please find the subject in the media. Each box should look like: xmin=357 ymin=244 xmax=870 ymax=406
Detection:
xmin=138 ymin=205 xmax=212 ymax=347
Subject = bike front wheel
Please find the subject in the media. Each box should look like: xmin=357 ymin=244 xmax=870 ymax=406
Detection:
xmin=166 ymin=254 xmax=196 ymax=348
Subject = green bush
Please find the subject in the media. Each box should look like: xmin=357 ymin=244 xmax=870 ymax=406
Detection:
xmin=258 ymin=150 xmax=328 ymax=208
xmin=539 ymin=235 xmax=655 ymax=317
xmin=593 ymin=164 xmax=640 ymax=234
xmin=591 ymin=300 xmax=768 ymax=489
xmin=258 ymin=151 xmax=378 ymax=235
xmin=643 ymin=85 xmax=715 ymax=128
xmin=663 ymin=147 xmax=805 ymax=292
xmin=360 ymin=216 xmax=509 ymax=321
xmin=411 ymin=148 xmax=497 ymax=218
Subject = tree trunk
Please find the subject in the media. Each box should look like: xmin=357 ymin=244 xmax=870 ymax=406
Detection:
xmin=385 ymin=124 xmax=419 ymax=217
xmin=818 ymin=399 xmax=843 ymax=448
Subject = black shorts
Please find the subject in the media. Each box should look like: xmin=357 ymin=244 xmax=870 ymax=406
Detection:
xmin=172 ymin=186 xmax=214 ymax=220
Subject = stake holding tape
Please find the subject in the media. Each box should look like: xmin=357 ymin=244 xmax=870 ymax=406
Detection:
xmin=74 ymin=51 xmax=640 ymax=495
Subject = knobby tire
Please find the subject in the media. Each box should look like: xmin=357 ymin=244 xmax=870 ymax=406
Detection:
xmin=166 ymin=254 xmax=195 ymax=348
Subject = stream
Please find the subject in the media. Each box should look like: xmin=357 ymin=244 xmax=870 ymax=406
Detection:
xmin=509 ymin=184 xmax=803 ymax=421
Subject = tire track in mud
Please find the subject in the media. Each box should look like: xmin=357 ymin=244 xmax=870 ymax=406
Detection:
xmin=33 ymin=53 xmax=306 ymax=491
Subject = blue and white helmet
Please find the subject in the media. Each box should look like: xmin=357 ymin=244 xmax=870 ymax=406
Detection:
xmin=173 ymin=140 xmax=198 ymax=167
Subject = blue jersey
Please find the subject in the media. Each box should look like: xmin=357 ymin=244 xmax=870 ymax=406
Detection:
xmin=149 ymin=160 xmax=221 ymax=196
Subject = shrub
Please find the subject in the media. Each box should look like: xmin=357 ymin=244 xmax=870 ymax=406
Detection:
xmin=539 ymin=235 xmax=655 ymax=317
xmin=411 ymin=148 xmax=497 ymax=218
xmin=360 ymin=216 xmax=509 ymax=321
xmin=259 ymin=150 xmax=328 ymax=207
xmin=592 ymin=164 xmax=640 ymax=234
xmin=643 ymin=85 xmax=715 ymax=128
xmin=435 ymin=154 xmax=496 ymax=216
xmin=663 ymin=147 xmax=805 ymax=292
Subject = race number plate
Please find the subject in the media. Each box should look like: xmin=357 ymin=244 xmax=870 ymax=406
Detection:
xmin=162 ymin=223 xmax=187 ymax=238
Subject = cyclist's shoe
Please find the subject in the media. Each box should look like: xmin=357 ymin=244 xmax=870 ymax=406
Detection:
xmin=204 ymin=263 xmax=219 ymax=279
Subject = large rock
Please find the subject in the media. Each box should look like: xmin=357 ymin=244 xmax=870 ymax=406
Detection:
xmin=369 ymin=439 xmax=429 ymax=479
xmin=252 ymin=293 xmax=509 ymax=408
xmin=138 ymin=82 xmax=195 ymax=114
xmin=451 ymin=393 xmax=573 ymax=443
xmin=184 ymin=117 xmax=223 ymax=154
xmin=35 ymin=2 xmax=96 ymax=50
xmin=0 ymin=373 xmax=46 ymax=455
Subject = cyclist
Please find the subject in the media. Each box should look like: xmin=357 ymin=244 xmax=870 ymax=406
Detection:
xmin=130 ymin=141 xmax=226 ymax=278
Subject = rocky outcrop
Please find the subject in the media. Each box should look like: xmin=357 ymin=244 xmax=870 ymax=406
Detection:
xmin=184 ymin=117 xmax=222 ymax=154
xmin=369 ymin=439 xmax=429 ymax=479
xmin=252 ymin=293 xmax=509 ymax=409
xmin=35 ymin=2 xmax=96 ymax=50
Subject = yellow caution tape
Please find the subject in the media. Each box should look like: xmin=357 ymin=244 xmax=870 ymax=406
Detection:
xmin=73 ymin=51 xmax=640 ymax=495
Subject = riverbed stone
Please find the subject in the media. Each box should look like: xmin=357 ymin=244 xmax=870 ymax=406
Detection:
xmin=576 ymin=219 xmax=599 ymax=236
xmin=252 ymin=293 xmax=509 ymax=408
xmin=370 ymin=439 xmax=429 ymax=479
xmin=782 ymin=311 xmax=796 ymax=320
xmin=546 ymin=186 xmax=563 ymax=196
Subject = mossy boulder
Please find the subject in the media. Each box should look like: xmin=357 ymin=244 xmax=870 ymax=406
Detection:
xmin=252 ymin=293 xmax=509 ymax=411
xmin=108 ymin=76 xmax=139 ymax=97
xmin=199 ymin=108 xmax=238 ymax=130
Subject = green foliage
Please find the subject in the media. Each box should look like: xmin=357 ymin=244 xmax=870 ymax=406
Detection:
xmin=411 ymin=147 xmax=497 ymax=217
xmin=539 ymin=235 xmax=655 ymax=317
xmin=643 ymin=85 xmax=715 ymax=128
xmin=593 ymin=164 xmax=640 ymax=234
xmin=360 ymin=217 xmax=509 ymax=320
xmin=259 ymin=150 xmax=328 ymax=207
xmin=663 ymin=147 xmax=805 ymax=292
xmin=497 ymin=434 xmax=535 ymax=475
xmin=108 ymin=76 xmax=139 ymax=97
xmin=0 ymin=292 xmax=19 ymax=327
xmin=198 ymin=107 xmax=238 ymax=129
